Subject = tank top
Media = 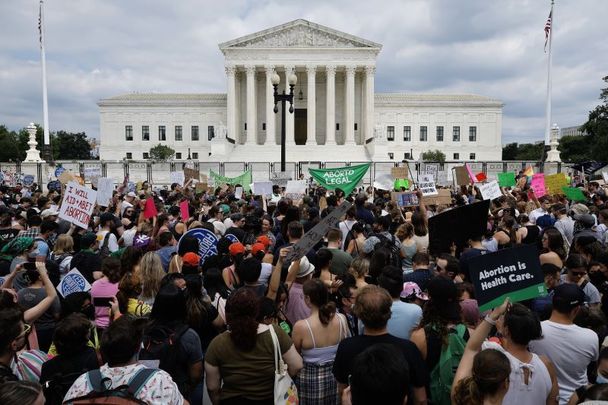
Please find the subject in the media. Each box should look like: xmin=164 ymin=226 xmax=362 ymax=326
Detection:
xmin=521 ymin=225 xmax=540 ymax=245
xmin=301 ymin=315 xmax=345 ymax=365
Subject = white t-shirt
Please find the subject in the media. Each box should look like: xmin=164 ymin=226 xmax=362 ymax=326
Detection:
xmin=529 ymin=320 xmax=599 ymax=405
xmin=338 ymin=219 xmax=357 ymax=250
xmin=529 ymin=208 xmax=548 ymax=225
xmin=258 ymin=262 xmax=273 ymax=286
xmin=97 ymin=230 xmax=119 ymax=253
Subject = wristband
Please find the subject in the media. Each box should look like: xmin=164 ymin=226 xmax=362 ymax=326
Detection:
xmin=484 ymin=314 xmax=497 ymax=326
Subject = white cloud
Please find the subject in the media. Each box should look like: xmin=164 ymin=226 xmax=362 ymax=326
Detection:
xmin=0 ymin=0 xmax=606 ymax=146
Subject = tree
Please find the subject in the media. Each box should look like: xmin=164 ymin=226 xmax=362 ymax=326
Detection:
xmin=500 ymin=142 xmax=544 ymax=160
xmin=558 ymin=135 xmax=590 ymax=162
xmin=0 ymin=125 xmax=21 ymax=162
xmin=421 ymin=149 xmax=446 ymax=163
xmin=54 ymin=131 xmax=92 ymax=160
xmin=581 ymin=76 xmax=608 ymax=162
xmin=502 ymin=143 xmax=518 ymax=160
xmin=149 ymin=144 xmax=175 ymax=161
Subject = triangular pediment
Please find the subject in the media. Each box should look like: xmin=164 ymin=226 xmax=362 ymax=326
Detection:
xmin=219 ymin=19 xmax=382 ymax=51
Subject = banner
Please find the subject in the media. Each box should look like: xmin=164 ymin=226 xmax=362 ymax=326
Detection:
xmin=59 ymin=182 xmax=97 ymax=229
xmin=478 ymin=180 xmax=502 ymax=201
xmin=530 ymin=173 xmax=547 ymax=198
xmin=309 ymin=163 xmax=370 ymax=196
xmin=179 ymin=200 xmax=190 ymax=221
xmin=96 ymin=178 xmax=114 ymax=207
xmin=497 ymin=172 xmax=516 ymax=188
xmin=210 ymin=170 xmax=253 ymax=192
xmin=143 ymin=198 xmax=158 ymax=219
xmin=178 ymin=228 xmax=219 ymax=265
xmin=468 ymin=244 xmax=546 ymax=311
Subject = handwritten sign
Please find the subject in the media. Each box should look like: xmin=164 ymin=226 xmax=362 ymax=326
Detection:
xmin=391 ymin=166 xmax=408 ymax=179
xmin=59 ymin=182 xmax=97 ymax=229
xmin=96 ymin=178 xmax=114 ymax=207
xmin=234 ymin=186 xmax=243 ymax=200
xmin=84 ymin=167 xmax=102 ymax=186
xmin=57 ymin=269 xmax=92 ymax=298
xmin=419 ymin=175 xmax=438 ymax=196
xmin=391 ymin=192 xmax=419 ymax=207
xmin=530 ymin=173 xmax=547 ymax=198
xmin=184 ymin=167 xmax=199 ymax=182
xmin=170 ymin=171 xmax=185 ymax=187
xmin=545 ymin=173 xmax=568 ymax=195
xmin=478 ymin=180 xmax=502 ymax=201
xmin=285 ymin=180 xmax=307 ymax=200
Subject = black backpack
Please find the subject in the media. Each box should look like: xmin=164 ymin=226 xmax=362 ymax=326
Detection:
xmin=139 ymin=323 xmax=190 ymax=396
xmin=98 ymin=233 xmax=111 ymax=260
xmin=375 ymin=233 xmax=402 ymax=268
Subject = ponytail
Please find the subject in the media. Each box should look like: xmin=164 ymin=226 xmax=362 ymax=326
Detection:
xmin=303 ymin=279 xmax=336 ymax=325
xmin=318 ymin=302 xmax=337 ymax=325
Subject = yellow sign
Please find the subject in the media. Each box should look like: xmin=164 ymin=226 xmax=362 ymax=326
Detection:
xmin=545 ymin=173 xmax=568 ymax=195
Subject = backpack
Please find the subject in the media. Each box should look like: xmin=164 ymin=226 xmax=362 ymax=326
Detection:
xmin=426 ymin=324 xmax=467 ymax=405
xmin=374 ymin=233 xmax=402 ymax=268
xmin=139 ymin=323 xmax=190 ymax=396
xmin=98 ymin=233 xmax=111 ymax=260
xmin=63 ymin=367 xmax=157 ymax=405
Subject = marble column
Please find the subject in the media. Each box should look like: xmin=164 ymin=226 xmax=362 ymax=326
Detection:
xmin=264 ymin=65 xmax=275 ymax=146
xmin=364 ymin=65 xmax=376 ymax=142
xmin=284 ymin=65 xmax=295 ymax=145
xmin=306 ymin=65 xmax=316 ymax=145
xmin=325 ymin=65 xmax=336 ymax=145
xmin=245 ymin=65 xmax=257 ymax=145
xmin=225 ymin=65 xmax=236 ymax=141
xmin=345 ymin=65 xmax=356 ymax=145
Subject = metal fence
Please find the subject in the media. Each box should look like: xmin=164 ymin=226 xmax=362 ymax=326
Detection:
xmin=0 ymin=160 xmax=572 ymax=188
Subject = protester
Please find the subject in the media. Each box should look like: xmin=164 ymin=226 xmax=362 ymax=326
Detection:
xmin=378 ymin=265 xmax=422 ymax=339
xmin=90 ymin=256 xmax=122 ymax=331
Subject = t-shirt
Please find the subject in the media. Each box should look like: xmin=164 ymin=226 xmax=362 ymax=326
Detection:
xmin=90 ymin=278 xmax=119 ymax=329
xmin=339 ymin=220 xmax=357 ymax=250
xmin=17 ymin=287 xmax=61 ymax=330
xmin=529 ymin=320 xmax=599 ymax=405
xmin=403 ymin=269 xmax=432 ymax=292
xmin=0 ymin=228 xmax=19 ymax=249
xmin=96 ymin=230 xmax=119 ymax=253
xmin=34 ymin=238 xmax=50 ymax=259
xmin=285 ymin=282 xmax=311 ymax=325
xmin=70 ymin=250 xmax=102 ymax=283
xmin=386 ymin=300 xmax=422 ymax=340
xmin=39 ymin=347 xmax=99 ymax=394
xmin=258 ymin=262 xmax=273 ymax=286
xmin=326 ymin=247 xmax=353 ymax=277
xmin=205 ymin=323 xmax=292 ymax=401
xmin=459 ymin=248 xmax=488 ymax=282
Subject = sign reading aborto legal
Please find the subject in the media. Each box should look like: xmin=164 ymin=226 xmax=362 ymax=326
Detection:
xmin=308 ymin=163 xmax=370 ymax=196
xmin=468 ymin=244 xmax=546 ymax=312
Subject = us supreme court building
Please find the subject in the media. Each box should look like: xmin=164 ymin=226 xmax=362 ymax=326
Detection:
xmin=98 ymin=19 xmax=503 ymax=163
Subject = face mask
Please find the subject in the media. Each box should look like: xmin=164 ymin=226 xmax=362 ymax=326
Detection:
xmin=597 ymin=373 xmax=608 ymax=384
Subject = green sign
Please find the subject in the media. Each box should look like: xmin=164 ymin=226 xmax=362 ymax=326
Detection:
xmin=562 ymin=186 xmax=586 ymax=202
xmin=394 ymin=178 xmax=410 ymax=191
xmin=497 ymin=172 xmax=516 ymax=187
xmin=209 ymin=170 xmax=252 ymax=192
xmin=308 ymin=163 xmax=371 ymax=196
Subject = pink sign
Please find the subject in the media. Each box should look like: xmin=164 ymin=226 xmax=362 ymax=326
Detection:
xmin=180 ymin=200 xmax=190 ymax=221
xmin=530 ymin=173 xmax=547 ymax=198
xmin=465 ymin=163 xmax=476 ymax=184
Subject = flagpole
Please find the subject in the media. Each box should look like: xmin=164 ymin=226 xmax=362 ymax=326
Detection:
xmin=39 ymin=0 xmax=51 ymax=153
xmin=544 ymin=0 xmax=555 ymax=146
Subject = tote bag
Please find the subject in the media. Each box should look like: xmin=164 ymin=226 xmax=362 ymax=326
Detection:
xmin=268 ymin=325 xmax=299 ymax=404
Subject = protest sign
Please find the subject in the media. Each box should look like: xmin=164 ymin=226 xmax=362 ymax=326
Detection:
xmin=252 ymin=181 xmax=273 ymax=196
xmin=96 ymin=178 xmax=114 ymax=207
xmin=391 ymin=166 xmax=408 ymax=179
xmin=59 ymin=171 xmax=74 ymax=185
xmin=270 ymin=172 xmax=292 ymax=187
xmin=22 ymin=175 xmax=35 ymax=187
xmin=425 ymin=164 xmax=438 ymax=178
xmin=545 ymin=173 xmax=568 ymax=195
xmin=419 ymin=175 xmax=438 ymax=196
xmin=170 ymin=171 xmax=185 ymax=187
xmin=287 ymin=201 xmax=352 ymax=262
xmin=285 ymin=180 xmax=307 ymax=199
xmin=475 ymin=172 xmax=487 ymax=182
xmin=195 ymin=183 xmax=208 ymax=193
xmin=422 ymin=189 xmax=452 ymax=206
xmin=391 ymin=192 xmax=419 ymax=207
xmin=84 ymin=167 xmax=101 ymax=186
xmin=436 ymin=171 xmax=449 ymax=186
xmin=54 ymin=166 xmax=66 ymax=178
xmin=59 ymin=182 xmax=97 ymax=229
xmin=184 ymin=167 xmax=200 ymax=182
xmin=454 ymin=166 xmax=470 ymax=186
xmin=47 ymin=180 xmax=61 ymax=192
xmin=530 ymin=173 xmax=547 ymax=198
xmin=57 ymin=269 xmax=92 ymax=298
xmin=603 ymin=172 xmax=608 ymax=183
xmin=373 ymin=173 xmax=394 ymax=190
xmin=143 ymin=198 xmax=158 ymax=219
xmin=309 ymin=163 xmax=370 ymax=196
xmin=234 ymin=186 xmax=243 ymax=200
xmin=465 ymin=163 xmax=477 ymax=184
xmin=468 ymin=244 xmax=546 ymax=311
xmin=478 ymin=180 xmax=502 ymax=201
xmin=210 ymin=170 xmax=252 ymax=191
xmin=497 ymin=172 xmax=516 ymax=188
xmin=394 ymin=178 xmax=410 ymax=191
xmin=225 ymin=233 xmax=239 ymax=243
xmin=562 ymin=187 xmax=587 ymax=202
xmin=428 ymin=200 xmax=490 ymax=256
xmin=179 ymin=200 xmax=190 ymax=221
xmin=179 ymin=228 xmax=219 ymax=265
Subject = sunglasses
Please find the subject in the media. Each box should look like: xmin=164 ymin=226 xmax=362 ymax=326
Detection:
xmin=16 ymin=323 xmax=32 ymax=340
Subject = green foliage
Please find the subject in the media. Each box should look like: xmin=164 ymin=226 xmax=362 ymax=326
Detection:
xmin=0 ymin=125 xmax=22 ymax=162
xmin=558 ymin=135 xmax=591 ymax=162
xmin=502 ymin=143 xmax=518 ymax=160
xmin=55 ymin=131 xmax=92 ymax=159
xmin=421 ymin=149 xmax=446 ymax=163
xmin=149 ymin=143 xmax=175 ymax=161
xmin=1 ymin=124 xmax=91 ymax=161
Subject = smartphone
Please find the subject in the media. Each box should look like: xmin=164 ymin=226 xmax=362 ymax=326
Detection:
xmin=23 ymin=262 xmax=37 ymax=271
xmin=93 ymin=297 xmax=113 ymax=307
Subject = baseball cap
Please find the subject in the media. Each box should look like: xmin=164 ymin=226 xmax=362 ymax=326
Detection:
xmin=553 ymin=283 xmax=585 ymax=309
xmin=251 ymin=242 xmax=266 ymax=256
xmin=100 ymin=212 xmax=115 ymax=224
xmin=400 ymin=282 xmax=429 ymax=301
xmin=229 ymin=242 xmax=245 ymax=256
xmin=256 ymin=235 xmax=271 ymax=248
xmin=126 ymin=192 xmax=137 ymax=198
xmin=40 ymin=208 xmax=59 ymax=218
xmin=219 ymin=204 xmax=230 ymax=215
xmin=182 ymin=252 xmax=200 ymax=267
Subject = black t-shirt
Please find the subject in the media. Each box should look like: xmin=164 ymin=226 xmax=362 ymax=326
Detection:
xmin=190 ymin=303 xmax=220 ymax=352
xmin=70 ymin=250 xmax=102 ymax=283
xmin=333 ymin=333 xmax=428 ymax=403
xmin=459 ymin=248 xmax=487 ymax=282
xmin=0 ymin=363 xmax=18 ymax=384
xmin=0 ymin=228 xmax=19 ymax=249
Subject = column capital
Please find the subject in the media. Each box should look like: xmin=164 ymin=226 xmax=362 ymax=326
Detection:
xmin=284 ymin=65 xmax=295 ymax=74
xmin=264 ymin=65 xmax=275 ymax=74
xmin=345 ymin=65 xmax=357 ymax=76
xmin=365 ymin=65 xmax=376 ymax=75
xmin=326 ymin=65 xmax=337 ymax=75
xmin=225 ymin=65 xmax=236 ymax=76
xmin=245 ymin=65 xmax=256 ymax=75
xmin=305 ymin=65 xmax=317 ymax=74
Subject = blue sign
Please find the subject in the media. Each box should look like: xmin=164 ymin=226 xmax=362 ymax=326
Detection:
xmin=47 ymin=180 xmax=61 ymax=192
xmin=23 ymin=175 xmax=35 ymax=187
xmin=55 ymin=166 xmax=66 ymax=178
xmin=225 ymin=233 xmax=239 ymax=243
xmin=58 ymin=269 xmax=91 ymax=297
xmin=128 ymin=182 xmax=136 ymax=193
xmin=178 ymin=228 xmax=219 ymax=265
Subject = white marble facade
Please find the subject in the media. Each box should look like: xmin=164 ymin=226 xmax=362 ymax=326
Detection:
xmin=98 ymin=19 xmax=503 ymax=162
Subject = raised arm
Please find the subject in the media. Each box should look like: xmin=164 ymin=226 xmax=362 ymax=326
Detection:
xmin=23 ymin=262 xmax=58 ymax=323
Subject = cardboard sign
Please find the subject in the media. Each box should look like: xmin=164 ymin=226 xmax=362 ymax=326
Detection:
xmin=252 ymin=181 xmax=273 ymax=196
xmin=59 ymin=171 xmax=74 ymax=185
xmin=545 ymin=173 xmax=568 ymax=195
xmin=285 ymin=180 xmax=307 ymax=199
xmin=429 ymin=200 xmax=490 ymax=256
xmin=271 ymin=172 xmax=292 ymax=186
xmin=287 ymin=201 xmax=352 ymax=262
xmin=234 ymin=186 xmax=243 ymax=200
xmin=59 ymin=182 xmax=97 ymax=229
xmin=184 ymin=167 xmax=200 ymax=182
xmin=391 ymin=166 xmax=408 ymax=179
xmin=96 ymin=178 xmax=114 ymax=207
xmin=468 ymin=244 xmax=546 ymax=311
xmin=478 ymin=180 xmax=502 ymax=201
xmin=497 ymin=172 xmax=516 ymax=188
xmin=465 ymin=163 xmax=477 ymax=184
xmin=391 ymin=192 xmax=419 ymax=207
xmin=419 ymin=175 xmax=438 ymax=196
xmin=57 ymin=268 xmax=92 ymax=298
xmin=422 ymin=189 xmax=452 ymax=206
xmin=562 ymin=187 xmax=587 ymax=202
xmin=178 ymin=228 xmax=219 ymax=265
xmin=454 ymin=166 xmax=470 ymax=186
xmin=170 ymin=171 xmax=185 ymax=187
xmin=530 ymin=173 xmax=547 ymax=198
xmin=195 ymin=183 xmax=208 ymax=193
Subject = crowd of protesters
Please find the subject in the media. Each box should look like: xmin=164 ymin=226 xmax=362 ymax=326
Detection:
xmin=1 ymin=172 xmax=608 ymax=404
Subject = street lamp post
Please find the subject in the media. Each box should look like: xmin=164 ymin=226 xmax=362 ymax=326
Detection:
xmin=271 ymin=72 xmax=297 ymax=172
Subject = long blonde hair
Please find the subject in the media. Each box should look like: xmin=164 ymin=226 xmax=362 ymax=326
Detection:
xmin=139 ymin=252 xmax=165 ymax=301
xmin=53 ymin=234 xmax=74 ymax=255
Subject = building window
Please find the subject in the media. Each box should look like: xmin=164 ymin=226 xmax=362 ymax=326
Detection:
xmin=208 ymin=126 xmax=215 ymax=141
xmin=403 ymin=126 xmax=411 ymax=141
xmin=453 ymin=153 xmax=460 ymax=160
xmin=262 ymin=123 xmax=266 ymax=130
xmin=125 ymin=125 xmax=133 ymax=141
xmin=469 ymin=126 xmax=477 ymax=142
xmin=175 ymin=152 xmax=182 ymax=159
xmin=191 ymin=126 xmax=199 ymax=141
xmin=469 ymin=153 xmax=476 ymax=160
xmin=420 ymin=126 xmax=427 ymax=141
xmin=143 ymin=152 xmax=149 ymax=159
xmin=125 ymin=152 xmax=132 ymax=159
xmin=453 ymin=126 xmax=460 ymax=142
xmin=387 ymin=126 xmax=395 ymax=141
xmin=142 ymin=126 xmax=150 ymax=141
xmin=404 ymin=152 xmax=412 ymax=159
xmin=354 ymin=123 xmax=358 ymax=131
xmin=388 ymin=152 xmax=394 ymax=159
xmin=244 ymin=123 xmax=247 ymax=130
xmin=175 ymin=126 xmax=182 ymax=141
xmin=158 ymin=125 xmax=166 ymax=141
xmin=436 ymin=126 xmax=444 ymax=142
xmin=192 ymin=152 xmax=199 ymax=159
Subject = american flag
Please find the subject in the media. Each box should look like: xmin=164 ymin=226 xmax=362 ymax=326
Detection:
xmin=38 ymin=1 xmax=43 ymax=48
xmin=544 ymin=10 xmax=552 ymax=52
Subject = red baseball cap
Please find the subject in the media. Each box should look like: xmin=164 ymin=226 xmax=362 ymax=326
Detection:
xmin=251 ymin=243 xmax=266 ymax=256
xmin=229 ymin=242 xmax=246 ymax=256
xmin=182 ymin=252 xmax=200 ymax=267
xmin=256 ymin=235 xmax=271 ymax=248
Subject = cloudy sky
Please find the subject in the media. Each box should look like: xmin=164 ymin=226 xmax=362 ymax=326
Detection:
xmin=1 ymin=0 xmax=606 ymax=145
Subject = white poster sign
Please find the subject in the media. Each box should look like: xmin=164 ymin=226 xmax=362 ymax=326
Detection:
xmin=59 ymin=181 xmax=97 ymax=229
xmin=479 ymin=180 xmax=502 ymax=201
xmin=57 ymin=268 xmax=92 ymax=298
xmin=96 ymin=178 xmax=115 ymax=207
xmin=234 ymin=186 xmax=243 ymax=200
xmin=270 ymin=172 xmax=292 ymax=186
xmin=170 ymin=171 xmax=185 ymax=186
xmin=84 ymin=167 xmax=102 ymax=186
xmin=252 ymin=181 xmax=273 ymax=196
xmin=419 ymin=175 xmax=438 ymax=196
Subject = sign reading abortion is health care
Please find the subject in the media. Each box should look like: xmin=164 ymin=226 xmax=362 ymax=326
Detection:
xmin=468 ymin=244 xmax=546 ymax=311
xmin=178 ymin=228 xmax=219 ymax=266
